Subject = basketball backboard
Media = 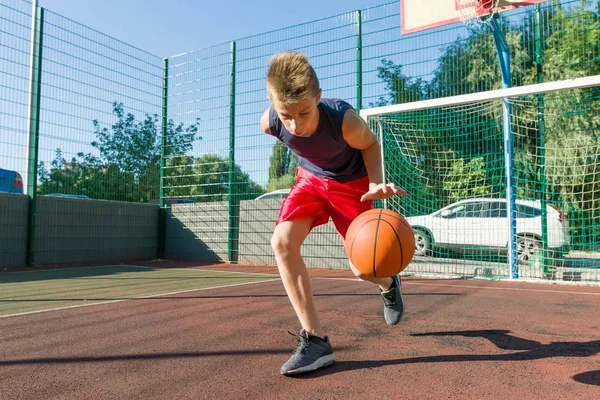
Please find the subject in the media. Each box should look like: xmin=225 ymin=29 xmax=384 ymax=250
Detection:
xmin=400 ymin=0 xmax=548 ymax=35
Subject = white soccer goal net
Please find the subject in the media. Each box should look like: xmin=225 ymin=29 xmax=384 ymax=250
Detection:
xmin=361 ymin=75 xmax=600 ymax=282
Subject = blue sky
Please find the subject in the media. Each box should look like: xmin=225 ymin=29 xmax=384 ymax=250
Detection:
xmin=4 ymin=0 xmax=527 ymax=193
xmin=6 ymin=0 xmax=443 ymax=191
xmin=39 ymin=0 xmax=398 ymax=58
xmin=1 ymin=0 xmax=587 ymax=200
xmin=8 ymin=0 xmax=416 ymax=190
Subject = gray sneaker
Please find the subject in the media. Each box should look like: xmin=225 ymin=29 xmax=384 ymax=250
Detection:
xmin=280 ymin=329 xmax=335 ymax=376
xmin=380 ymin=274 xmax=405 ymax=325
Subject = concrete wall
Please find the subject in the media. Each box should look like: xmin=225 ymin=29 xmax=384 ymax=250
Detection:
xmin=165 ymin=201 xmax=229 ymax=262
xmin=238 ymin=199 xmax=347 ymax=269
xmin=1 ymin=196 xmax=346 ymax=269
xmin=0 ymin=193 xmax=29 ymax=268
xmin=164 ymin=199 xmax=347 ymax=268
xmin=33 ymin=197 xmax=158 ymax=266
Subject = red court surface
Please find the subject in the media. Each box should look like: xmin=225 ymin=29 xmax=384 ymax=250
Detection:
xmin=2 ymin=263 xmax=599 ymax=400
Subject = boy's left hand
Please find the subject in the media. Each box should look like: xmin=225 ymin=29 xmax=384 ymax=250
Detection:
xmin=360 ymin=183 xmax=409 ymax=202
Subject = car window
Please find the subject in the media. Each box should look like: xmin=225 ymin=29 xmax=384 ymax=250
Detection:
xmin=516 ymin=204 xmax=541 ymax=218
xmin=258 ymin=193 xmax=287 ymax=200
xmin=452 ymin=202 xmax=484 ymax=218
xmin=447 ymin=204 xmax=465 ymax=216
xmin=486 ymin=201 xmax=507 ymax=218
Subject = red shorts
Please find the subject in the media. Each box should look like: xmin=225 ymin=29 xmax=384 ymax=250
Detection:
xmin=276 ymin=167 xmax=373 ymax=240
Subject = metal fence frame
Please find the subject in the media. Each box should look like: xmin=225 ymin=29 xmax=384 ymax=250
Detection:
xmin=2 ymin=0 xmax=598 ymax=278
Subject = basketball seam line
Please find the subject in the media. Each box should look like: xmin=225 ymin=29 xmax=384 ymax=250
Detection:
xmin=349 ymin=209 xmax=409 ymax=278
xmin=349 ymin=217 xmax=376 ymax=275
xmin=378 ymin=209 xmax=413 ymax=232
xmin=380 ymin=218 xmax=404 ymax=273
xmin=373 ymin=209 xmax=384 ymax=278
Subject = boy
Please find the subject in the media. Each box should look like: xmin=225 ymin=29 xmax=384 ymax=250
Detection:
xmin=260 ymin=52 xmax=409 ymax=376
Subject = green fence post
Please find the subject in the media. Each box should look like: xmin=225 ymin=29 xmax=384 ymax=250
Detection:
xmin=535 ymin=3 xmax=551 ymax=276
xmin=158 ymin=57 xmax=169 ymax=259
xmin=25 ymin=3 xmax=44 ymax=266
xmin=227 ymin=41 xmax=239 ymax=263
xmin=356 ymin=9 xmax=363 ymax=112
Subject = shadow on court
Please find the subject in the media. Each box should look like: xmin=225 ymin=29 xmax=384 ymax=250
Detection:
xmin=291 ymin=330 xmax=600 ymax=380
xmin=0 ymin=266 xmax=159 ymax=283
xmin=2 ymin=265 xmax=600 ymax=399
xmin=0 ymin=346 xmax=348 ymax=366
xmin=572 ymin=370 xmax=600 ymax=386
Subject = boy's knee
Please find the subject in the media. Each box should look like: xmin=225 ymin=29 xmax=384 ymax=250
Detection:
xmin=270 ymin=219 xmax=312 ymax=257
xmin=270 ymin=231 xmax=293 ymax=255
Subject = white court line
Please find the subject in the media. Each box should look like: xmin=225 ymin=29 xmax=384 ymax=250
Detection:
xmin=4 ymin=266 xmax=598 ymax=320
xmin=126 ymin=265 xmax=280 ymax=278
xmin=313 ymin=276 xmax=600 ymax=296
xmin=0 ymin=278 xmax=280 ymax=319
xmin=2 ymin=265 xmax=280 ymax=279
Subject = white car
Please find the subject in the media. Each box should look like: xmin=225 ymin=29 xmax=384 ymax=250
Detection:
xmin=254 ymin=189 xmax=290 ymax=200
xmin=405 ymin=198 xmax=570 ymax=262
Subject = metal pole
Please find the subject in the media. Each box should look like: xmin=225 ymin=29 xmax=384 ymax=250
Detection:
xmin=535 ymin=4 xmax=551 ymax=276
xmin=25 ymin=1 xmax=43 ymax=266
xmin=158 ymin=57 xmax=169 ymax=259
xmin=160 ymin=58 xmax=169 ymax=209
xmin=227 ymin=41 xmax=239 ymax=263
xmin=356 ymin=10 xmax=363 ymax=112
xmin=490 ymin=16 xmax=518 ymax=279
xmin=378 ymin=121 xmax=387 ymax=210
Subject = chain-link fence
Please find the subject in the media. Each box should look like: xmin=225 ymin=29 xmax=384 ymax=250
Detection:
xmin=1 ymin=0 xmax=599 ymax=280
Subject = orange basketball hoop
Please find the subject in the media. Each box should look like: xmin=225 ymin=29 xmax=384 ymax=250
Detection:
xmin=457 ymin=0 xmax=537 ymax=31
xmin=399 ymin=0 xmax=548 ymax=36
xmin=458 ymin=0 xmax=501 ymax=30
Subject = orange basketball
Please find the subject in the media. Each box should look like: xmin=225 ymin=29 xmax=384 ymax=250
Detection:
xmin=344 ymin=208 xmax=415 ymax=278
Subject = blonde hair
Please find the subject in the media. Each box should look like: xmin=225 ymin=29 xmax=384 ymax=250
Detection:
xmin=267 ymin=52 xmax=320 ymax=104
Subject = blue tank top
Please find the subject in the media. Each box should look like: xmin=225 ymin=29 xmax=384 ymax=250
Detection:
xmin=268 ymin=98 xmax=368 ymax=183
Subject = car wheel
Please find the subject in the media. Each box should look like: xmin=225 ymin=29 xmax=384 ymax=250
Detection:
xmin=516 ymin=236 xmax=541 ymax=263
xmin=414 ymin=229 xmax=431 ymax=256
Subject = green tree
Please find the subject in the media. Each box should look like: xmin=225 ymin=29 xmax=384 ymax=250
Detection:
xmin=540 ymin=2 xmax=600 ymax=248
xmin=381 ymin=116 xmax=458 ymax=216
xmin=38 ymin=102 xmax=200 ymax=202
xmin=38 ymin=150 xmax=138 ymax=201
xmin=268 ymin=141 xmax=288 ymax=182
xmin=164 ymin=155 xmax=196 ymax=198
xmin=443 ymin=158 xmax=490 ymax=202
xmin=369 ymin=59 xmax=426 ymax=107
xmin=266 ymin=141 xmax=296 ymax=192
xmin=287 ymin=151 xmax=298 ymax=175
xmin=431 ymin=19 xmax=533 ymax=97
xmin=377 ymin=20 xmax=531 ymax=215
xmin=191 ymin=154 xmax=264 ymax=201
xmin=92 ymin=102 xmax=198 ymax=178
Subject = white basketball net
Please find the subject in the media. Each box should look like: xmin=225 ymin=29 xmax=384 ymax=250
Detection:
xmin=458 ymin=0 xmax=501 ymax=31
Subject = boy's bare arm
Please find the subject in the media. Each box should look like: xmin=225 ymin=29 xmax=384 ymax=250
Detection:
xmin=342 ymin=109 xmax=409 ymax=202
xmin=260 ymin=108 xmax=271 ymax=134
xmin=342 ymin=110 xmax=381 ymax=180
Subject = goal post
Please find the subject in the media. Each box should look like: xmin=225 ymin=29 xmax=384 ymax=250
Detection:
xmin=360 ymin=75 xmax=600 ymax=119
xmin=360 ymin=75 xmax=600 ymax=281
